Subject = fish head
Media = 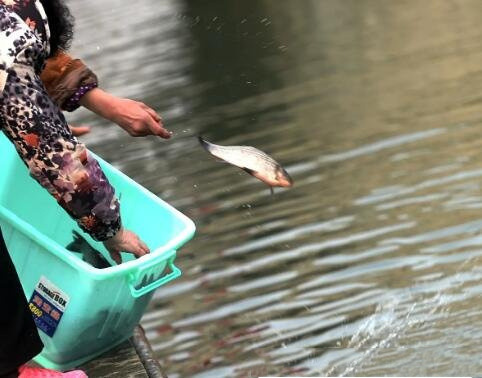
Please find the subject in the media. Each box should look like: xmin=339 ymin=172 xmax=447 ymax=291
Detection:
xmin=275 ymin=166 xmax=293 ymax=188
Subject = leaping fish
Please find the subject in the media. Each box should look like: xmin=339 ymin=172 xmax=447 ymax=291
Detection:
xmin=198 ymin=136 xmax=293 ymax=194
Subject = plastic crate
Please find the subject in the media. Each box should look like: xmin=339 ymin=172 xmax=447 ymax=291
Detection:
xmin=0 ymin=133 xmax=195 ymax=370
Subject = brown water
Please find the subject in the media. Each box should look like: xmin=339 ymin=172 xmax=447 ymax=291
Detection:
xmin=67 ymin=0 xmax=482 ymax=376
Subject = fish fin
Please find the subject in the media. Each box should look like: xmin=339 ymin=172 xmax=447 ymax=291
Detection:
xmin=66 ymin=231 xmax=84 ymax=252
xmin=197 ymin=135 xmax=211 ymax=151
xmin=65 ymin=241 xmax=81 ymax=252
xmin=242 ymin=167 xmax=256 ymax=175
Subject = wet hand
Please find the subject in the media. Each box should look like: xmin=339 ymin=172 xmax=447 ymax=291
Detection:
xmin=110 ymin=98 xmax=172 ymax=139
xmin=103 ymin=228 xmax=150 ymax=264
xmin=69 ymin=125 xmax=91 ymax=137
xmin=79 ymin=88 xmax=172 ymax=139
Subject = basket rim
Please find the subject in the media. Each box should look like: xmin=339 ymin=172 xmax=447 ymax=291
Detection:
xmin=0 ymin=204 xmax=195 ymax=278
xmin=0 ymin=136 xmax=195 ymax=278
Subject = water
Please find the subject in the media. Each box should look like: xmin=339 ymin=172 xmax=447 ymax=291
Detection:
xmin=67 ymin=0 xmax=482 ymax=376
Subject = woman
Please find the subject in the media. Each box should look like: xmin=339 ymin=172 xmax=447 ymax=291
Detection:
xmin=0 ymin=1 xmax=170 ymax=376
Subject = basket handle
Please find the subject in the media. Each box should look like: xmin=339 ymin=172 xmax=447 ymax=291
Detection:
xmin=128 ymin=257 xmax=181 ymax=298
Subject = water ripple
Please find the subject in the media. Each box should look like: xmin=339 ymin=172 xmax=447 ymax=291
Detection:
xmin=71 ymin=0 xmax=482 ymax=375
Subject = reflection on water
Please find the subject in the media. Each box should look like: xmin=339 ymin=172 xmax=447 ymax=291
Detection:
xmin=68 ymin=0 xmax=482 ymax=376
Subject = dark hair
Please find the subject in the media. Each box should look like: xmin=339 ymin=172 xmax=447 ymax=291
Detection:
xmin=39 ymin=0 xmax=74 ymax=56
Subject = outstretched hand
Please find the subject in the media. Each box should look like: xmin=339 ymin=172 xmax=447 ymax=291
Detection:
xmin=110 ymin=98 xmax=172 ymax=138
xmin=79 ymin=88 xmax=172 ymax=139
xmin=103 ymin=228 xmax=150 ymax=264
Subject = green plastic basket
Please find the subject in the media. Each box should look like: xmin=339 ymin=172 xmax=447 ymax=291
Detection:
xmin=0 ymin=132 xmax=195 ymax=370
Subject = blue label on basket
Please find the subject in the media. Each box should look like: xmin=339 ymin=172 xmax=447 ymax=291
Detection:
xmin=28 ymin=276 xmax=70 ymax=337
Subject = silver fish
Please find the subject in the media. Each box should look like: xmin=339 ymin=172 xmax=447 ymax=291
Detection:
xmin=198 ymin=136 xmax=293 ymax=192
xmin=66 ymin=231 xmax=111 ymax=269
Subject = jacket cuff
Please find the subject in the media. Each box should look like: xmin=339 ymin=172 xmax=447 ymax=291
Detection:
xmin=63 ymin=82 xmax=98 ymax=112
xmin=40 ymin=51 xmax=99 ymax=111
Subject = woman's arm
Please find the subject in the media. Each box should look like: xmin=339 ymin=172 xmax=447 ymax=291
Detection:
xmin=40 ymin=50 xmax=98 ymax=112
xmin=0 ymin=65 xmax=150 ymax=260
xmin=41 ymin=52 xmax=172 ymax=138
xmin=0 ymin=8 xmax=149 ymax=261
xmin=79 ymin=88 xmax=171 ymax=138
xmin=1 ymin=63 xmax=121 ymax=241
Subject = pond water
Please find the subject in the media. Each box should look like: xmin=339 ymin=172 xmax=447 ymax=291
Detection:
xmin=68 ymin=0 xmax=482 ymax=376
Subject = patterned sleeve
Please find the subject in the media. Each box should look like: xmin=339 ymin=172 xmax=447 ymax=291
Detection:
xmin=40 ymin=51 xmax=98 ymax=112
xmin=0 ymin=8 xmax=121 ymax=241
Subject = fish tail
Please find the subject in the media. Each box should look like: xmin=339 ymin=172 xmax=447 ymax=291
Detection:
xmin=197 ymin=135 xmax=211 ymax=151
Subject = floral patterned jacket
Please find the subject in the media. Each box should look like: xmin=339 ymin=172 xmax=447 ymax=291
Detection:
xmin=0 ymin=0 xmax=121 ymax=241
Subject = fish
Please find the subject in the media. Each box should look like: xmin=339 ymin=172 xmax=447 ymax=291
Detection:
xmin=198 ymin=136 xmax=293 ymax=194
xmin=66 ymin=231 xmax=112 ymax=269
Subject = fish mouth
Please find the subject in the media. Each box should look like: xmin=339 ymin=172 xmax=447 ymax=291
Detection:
xmin=277 ymin=177 xmax=293 ymax=188
xmin=276 ymin=168 xmax=293 ymax=187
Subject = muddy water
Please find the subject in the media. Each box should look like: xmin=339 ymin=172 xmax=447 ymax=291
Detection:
xmin=67 ymin=0 xmax=482 ymax=376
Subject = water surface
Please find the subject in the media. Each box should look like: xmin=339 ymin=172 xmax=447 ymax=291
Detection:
xmin=68 ymin=0 xmax=482 ymax=376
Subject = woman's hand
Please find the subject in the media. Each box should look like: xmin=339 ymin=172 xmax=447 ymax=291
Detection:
xmin=103 ymin=228 xmax=150 ymax=264
xmin=108 ymin=97 xmax=172 ymax=138
xmin=69 ymin=125 xmax=91 ymax=137
xmin=80 ymin=88 xmax=172 ymax=139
